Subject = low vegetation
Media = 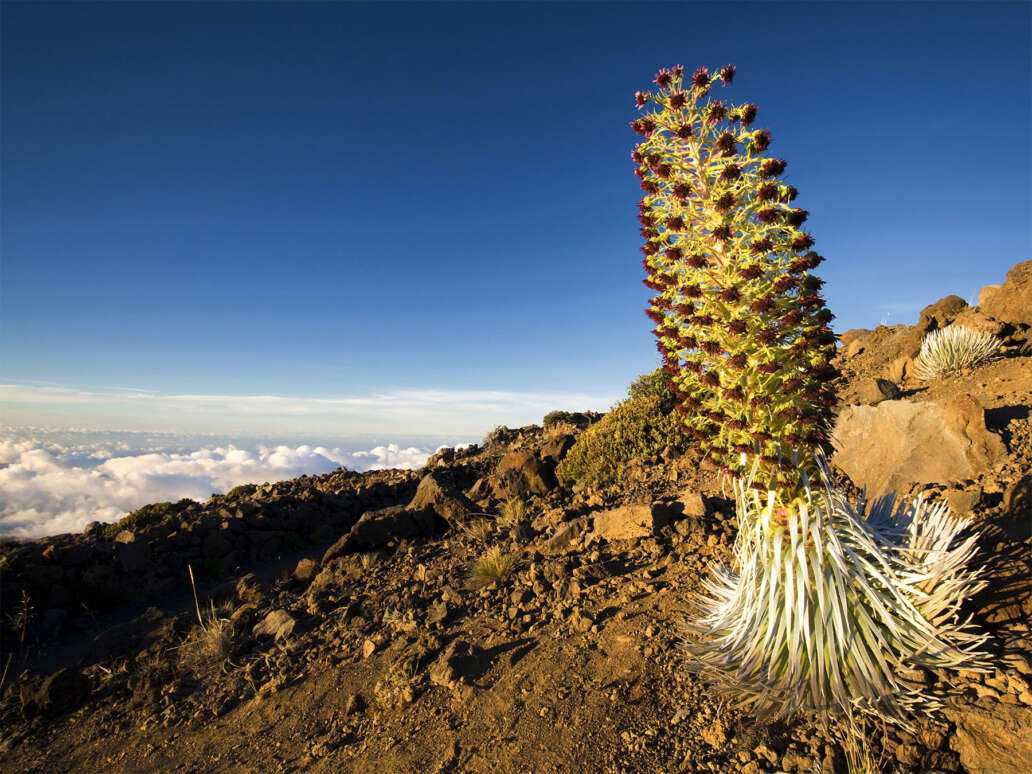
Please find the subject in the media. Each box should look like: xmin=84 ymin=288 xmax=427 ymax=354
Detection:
xmin=556 ymin=391 xmax=686 ymax=487
xmin=913 ymin=325 xmax=1002 ymax=380
xmin=469 ymin=545 xmax=517 ymax=588
xmin=103 ymin=498 xmax=195 ymax=537
xmin=496 ymin=497 xmax=528 ymax=529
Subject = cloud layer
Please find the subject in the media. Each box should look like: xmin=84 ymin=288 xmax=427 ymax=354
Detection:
xmin=0 ymin=428 xmax=436 ymax=539
xmin=0 ymin=383 xmax=615 ymax=436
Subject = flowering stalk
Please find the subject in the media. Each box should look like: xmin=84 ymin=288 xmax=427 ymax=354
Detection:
xmin=632 ymin=64 xmax=835 ymax=503
xmin=632 ymin=65 xmax=989 ymax=731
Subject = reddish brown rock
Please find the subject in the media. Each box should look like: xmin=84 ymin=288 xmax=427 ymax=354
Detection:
xmin=946 ymin=704 xmax=1032 ymax=774
xmin=832 ymin=395 xmax=1006 ymax=499
xmin=980 ymin=260 xmax=1032 ymax=327
xmin=592 ymin=503 xmax=670 ymax=540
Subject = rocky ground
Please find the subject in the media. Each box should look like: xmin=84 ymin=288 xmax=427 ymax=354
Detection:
xmin=1 ymin=261 xmax=1030 ymax=774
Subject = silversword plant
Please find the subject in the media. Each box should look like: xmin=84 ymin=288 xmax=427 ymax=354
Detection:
xmin=912 ymin=325 xmax=1002 ymax=381
xmin=631 ymin=65 xmax=989 ymax=731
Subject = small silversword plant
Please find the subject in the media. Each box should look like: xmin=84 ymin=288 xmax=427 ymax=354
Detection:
xmin=912 ymin=325 xmax=1002 ymax=381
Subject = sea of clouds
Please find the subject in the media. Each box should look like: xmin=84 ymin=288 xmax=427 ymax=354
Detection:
xmin=0 ymin=427 xmax=459 ymax=539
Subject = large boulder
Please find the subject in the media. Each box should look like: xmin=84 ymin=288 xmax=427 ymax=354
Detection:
xmin=408 ymin=472 xmax=476 ymax=528
xmin=945 ymin=704 xmax=1032 ymax=774
xmin=492 ymin=449 xmax=558 ymax=498
xmin=979 ymin=259 xmax=1032 ymax=327
xmin=832 ymin=395 xmax=1005 ymax=499
xmin=593 ymin=503 xmax=671 ymax=541
xmin=322 ymin=505 xmax=438 ymax=561
xmin=917 ymin=294 xmax=968 ymax=332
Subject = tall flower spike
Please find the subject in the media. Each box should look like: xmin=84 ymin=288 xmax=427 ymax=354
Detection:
xmin=630 ymin=64 xmax=988 ymax=735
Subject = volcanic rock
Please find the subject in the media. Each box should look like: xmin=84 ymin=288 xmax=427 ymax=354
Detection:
xmin=980 ymin=259 xmax=1032 ymax=327
xmin=832 ymin=395 xmax=1006 ymax=499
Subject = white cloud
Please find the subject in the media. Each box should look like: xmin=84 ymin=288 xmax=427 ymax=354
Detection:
xmin=0 ymin=383 xmax=615 ymax=435
xmin=0 ymin=428 xmax=436 ymax=539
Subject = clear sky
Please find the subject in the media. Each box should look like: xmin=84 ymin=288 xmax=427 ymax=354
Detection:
xmin=3 ymin=1 xmax=1029 ymax=438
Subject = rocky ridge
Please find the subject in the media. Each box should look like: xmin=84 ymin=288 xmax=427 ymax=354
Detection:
xmin=0 ymin=261 xmax=1030 ymax=774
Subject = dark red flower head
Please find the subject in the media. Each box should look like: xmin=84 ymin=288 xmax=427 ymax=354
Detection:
xmin=779 ymin=310 xmax=804 ymax=327
xmin=635 ymin=91 xmax=648 ymax=108
xmin=718 ymin=286 xmax=742 ymax=303
xmin=669 ymin=91 xmax=687 ymax=110
xmin=728 ymin=352 xmax=748 ymax=368
xmin=638 ymin=199 xmax=651 ymax=214
xmin=750 ymin=297 xmax=775 ymax=313
xmin=728 ymin=319 xmax=748 ymax=334
xmin=711 ymin=224 xmax=733 ymax=241
xmin=693 ymin=313 xmax=715 ymax=326
xmin=640 ymin=241 xmax=659 ymax=256
xmin=737 ymin=264 xmax=763 ymax=280
xmin=780 ymin=185 xmax=799 ymax=202
xmin=654 ymin=163 xmax=672 ymax=179
xmin=691 ymin=66 xmax=710 ymax=90
xmin=750 ymin=129 xmax=771 ymax=152
xmin=654 ymin=68 xmax=673 ymax=88
xmin=792 ymin=233 xmax=815 ymax=252
xmin=715 ymin=131 xmax=737 ymax=155
xmin=719 ymin=64 xmax=736 ymax=84
xmin=686 ymin=253 xmax=708 ymax=268
xmin=645 ymin=308 xmax=664 ymax=324
xmin=772 ymin=275 xmax=796 ymax=293
xmin=672 ymin=64 xmax=684 ymax=78
xmin=672 ymin=182 xmax=692 ymax=200
xmin=719 ymin=163 xmax=741 ymax=182
xmin=701 ymin=371 xmax=721 ymax=387
xmin=800 ymin=274 xmax=824 ymax=291
xmin=786 ymin=209 xmax=809 ymax=228
xmin=760 ymin=158 xmax=787 ymax=179
xmin=701 ymin=340 xmax=724 ymax=355
xmin=740 ymin=104 xmax=758 ymax=126
xmin=666 ymin=215 xmax=686 ymax=231
xmin=756 ymin=329 xmax=778 ymax=345
xmin=630 ymin=117 xmax=656 ymax=136
xmin=750 ymin=237 xmax=774 ymax=256
xmin=802 ymin=251 xmax=825 ymax=269
xmin=706 ymin=102 xmax=728 ymax=124
xmin=674 ymin=124 xmax=693 ymax=141
xmin=714 ymin=192 xmax=736 ymax=213
xmin=641 ymin=180 xmax=659 ymax=194
xmin=666 ymin=246 xmax=683 ymax=260
xmin=631 ymin=149 xmax=645 ymax=164
xmin=757 ymin=182 xmax=779 ymax=201
xmin=640 ymin=226 xmax=658 ymax=239
xmin=756 ymin=207 xmax=780 ymax=224
xmin=680 ymin=283 xmax=703 ymax=298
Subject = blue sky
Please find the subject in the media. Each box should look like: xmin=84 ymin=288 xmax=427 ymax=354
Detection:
xmin=2 ymin=1 xmax=1029 ymax=438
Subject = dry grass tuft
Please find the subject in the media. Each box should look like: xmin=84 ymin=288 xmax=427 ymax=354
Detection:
xmin=496 ymin=498 xmax=528 ymax=529
xmin=470 ymin=546 xmax=517 ymax=587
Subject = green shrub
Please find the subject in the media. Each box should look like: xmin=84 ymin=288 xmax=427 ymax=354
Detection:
xmin=225 ymin=483 xmax=258 ymax=500
xmin=556 ymin=394 xmax=686 ymax=486
xmin=542 ymin=410 xmax=573 ymax=428
xmin=627 ymin=367 xmax=677 ymax=411
xmin=104 ymin=498 xmax=195 ymax=537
